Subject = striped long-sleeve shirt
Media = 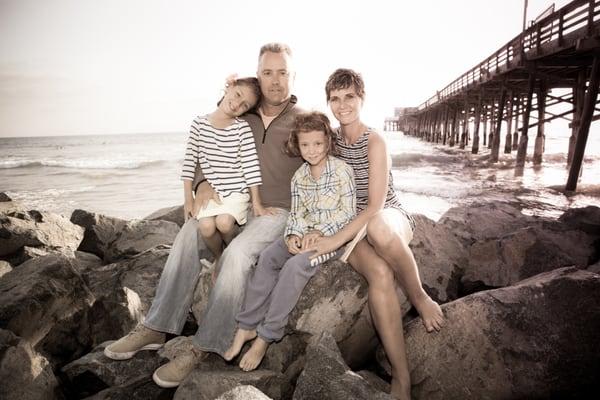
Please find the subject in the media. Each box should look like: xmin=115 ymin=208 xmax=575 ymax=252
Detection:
xmin=285 ymin=156 xmax=356 ymax=238
xmin=181 ymin=115 xmax=261 ymax=197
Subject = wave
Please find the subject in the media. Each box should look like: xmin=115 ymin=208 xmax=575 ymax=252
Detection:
xmin=0 ymin=158 xmax=169 ymax=170
xmin=391 ymin=152 xmax=456 ymax=166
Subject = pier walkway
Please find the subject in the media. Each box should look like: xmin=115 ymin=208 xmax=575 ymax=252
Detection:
xmin=388 ymin=0 xmax=600 ymax=190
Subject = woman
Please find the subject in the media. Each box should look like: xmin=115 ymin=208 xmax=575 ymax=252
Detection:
xmin=308 ymin=68 xmax=444 ymax=400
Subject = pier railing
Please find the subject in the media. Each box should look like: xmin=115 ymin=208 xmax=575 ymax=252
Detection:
xmin=417 ymin=0 xmax=600 ymax=111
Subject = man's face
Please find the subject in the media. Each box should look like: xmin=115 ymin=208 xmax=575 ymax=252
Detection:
xmin=257 ymin=51 xmax=294 ymax=106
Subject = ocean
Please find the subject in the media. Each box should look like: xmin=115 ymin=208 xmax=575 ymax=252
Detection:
xmin=1 ymin=129 xmax=600 ymax=222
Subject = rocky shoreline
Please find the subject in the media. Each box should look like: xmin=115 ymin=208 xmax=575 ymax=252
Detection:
xmin=1 ymin=192 xmax=599 ymax=399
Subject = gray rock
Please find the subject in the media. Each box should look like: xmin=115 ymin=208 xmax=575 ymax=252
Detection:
xmin=0 ymin=260 xmax=12 ymax=278
xmin=289 ymin=259 xmax=369 ymax=343
xmin=104 ymin=219 xmax=179 ymax=263
xmin=0 ymin=328 xmax=61 ymax=400
xmin=558 ymin=205 xmax=600 ymax=234
xmin=0 ymin=255 xmax=94 ymax=362
xmin=70 ymin=209 xmax=127 ymax=260
xmin=82 ymin=375 xmax=173 ymax=400
xmin=588 ymin=260 xmax=600 ymax=274
xmin=214 ymin=385 xmax=272 ymax=400
xmin=145 ymin=205 xmax=185 ymax=227
xmin=410 ymin=213 xmax=466 ymax=303
xmin=71 ymin=209 xmax=178 ymax=263
xmin=438 ymin=201 xmax=534 ymax=244
xmin=293 ymin=332 xmax=393 ymax=400
xmin=62 ymin=343 xmax=164 ymax=399
xmin=377 ymin=267 xmax=600 ymax=399
xmin=0 ymin=192 xmax=11 ymax=202
xmin=84 ymin=246 xmax=171 ymax=345
xmin=464 ymin=224 xmax=595 ymax=288
xmin=174 ymin=364 xmax=285 ymax=400
xmin=0 ymin=209 xmax=83 ymax=262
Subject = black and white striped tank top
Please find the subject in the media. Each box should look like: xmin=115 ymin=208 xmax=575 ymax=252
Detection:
xmin=335 ymin=129 xmax=416 ymax=231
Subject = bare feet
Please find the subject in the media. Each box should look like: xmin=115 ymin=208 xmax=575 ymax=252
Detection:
xmin=390 ymin=376 xmax=411 ymax=400
xmin=413 ymin=295 xmax=444 ymax=332
xmin=239 ymin=337 xmax=269 ymax=371
xmin=223 ymin=328 xmax=256 ymax=361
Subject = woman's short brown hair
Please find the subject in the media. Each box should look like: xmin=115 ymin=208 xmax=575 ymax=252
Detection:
xmin=325 ymin=68 xmax=365 ymax=101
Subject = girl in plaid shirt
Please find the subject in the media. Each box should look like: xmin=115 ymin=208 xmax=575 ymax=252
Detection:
xmin=223 ymin=111 xmax=356 ymax=370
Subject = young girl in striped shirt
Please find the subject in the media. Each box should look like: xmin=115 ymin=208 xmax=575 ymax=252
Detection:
xmin=223 ymin=111 xmax=356 ymax=371
xmin=181 ymin=76 xmax=266 ymax=266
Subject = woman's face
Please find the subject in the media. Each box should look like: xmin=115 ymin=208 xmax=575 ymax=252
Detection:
xmin=297 ymin=130 xmax=329 ymax=168
xmin=220 ymin=84 xmax=258 ymax=117
xmin=328 ymin=86 xmax=363 ymax=126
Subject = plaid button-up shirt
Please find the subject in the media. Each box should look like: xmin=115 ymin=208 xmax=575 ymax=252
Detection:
xmin=285 ymin=156 xmax=356 ymax=238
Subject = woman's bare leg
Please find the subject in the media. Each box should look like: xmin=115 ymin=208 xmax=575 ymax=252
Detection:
xmin=347 ymin=240 xmax=410 ymax=400
xmin=365 ymin=213 xmax=444 ymax=332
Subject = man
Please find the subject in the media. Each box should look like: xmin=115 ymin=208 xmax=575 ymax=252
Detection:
xmin=104 ymin=43 xmax=303 ymax=388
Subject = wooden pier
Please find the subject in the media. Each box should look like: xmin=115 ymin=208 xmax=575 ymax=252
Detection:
xmin=390 ymin=0 xmax=600 ymax=191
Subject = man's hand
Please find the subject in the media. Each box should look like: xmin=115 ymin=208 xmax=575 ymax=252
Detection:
xmin=194 ymin=181 xmax=221 ymax=216
xmin=285 ymin=235 xmax=302 ymax=254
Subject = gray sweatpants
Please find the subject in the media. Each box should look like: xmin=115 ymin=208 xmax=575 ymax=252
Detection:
xmin=143 ymin=210 xmax=288 ymax=357
xmin=236 ymin=237 xmax=342 ymax=342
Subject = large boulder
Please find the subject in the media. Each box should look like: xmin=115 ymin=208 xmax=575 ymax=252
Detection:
xmin=437 ymin=201 xmax=535 ymax=244
xmin=0 ymin=208 xmax=83 ymax=264
xmin=214 ymin=385 xmax=272 ymax=400
xmin=377 ymin=267 xmax=600 ymax=399
xmin=558 ymin=205 xmax=600 ymax=234
xmin=410 ymin=214 xmax=466 ymax=303
xmin=0 ymin=254 xmax=94 ymax=364
xmin=0 ymin=329 xmax=61 ymax=400
xmin=62 ymin=342 xmax=165 ymax=399
xmin=83 ymin=246 xmax=171 ymax=346
xmin=289 ymin=259 xmax=369 ymax=343
xmin=104 ymin=219 xmax=179 ymax=263
xmin=293 ymin=332 xmax=393 ymax=400
xmin=175 ymin=366 xmax=285 ymax=400
xmin=71 ymin=209 xmax=179 ymax=263
xmin=144 ymin=205 xmax=185 ymax=227
xmin=70 ymin=209 xmax=127 ymax=261
xmin=81 ymin=376 xmax=174 ymax=400
xmin=464 ymin=224 xmax=597 ymax=288
xmin=0 ymin=260 xmax=12 ymax=278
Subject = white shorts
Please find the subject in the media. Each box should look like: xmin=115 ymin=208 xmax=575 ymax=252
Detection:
xmin=340 ymin=208 xmax=414 ymax=262
xmin=195 ymin=192 xmax=250 ymax=225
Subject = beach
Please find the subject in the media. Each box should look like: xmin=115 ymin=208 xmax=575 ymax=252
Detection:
xmin=1 ymin=129 xmax=599 ymax=222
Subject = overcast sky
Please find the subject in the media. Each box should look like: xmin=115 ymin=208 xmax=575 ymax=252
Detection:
xmin=0 ymin=0 xmax=571 ymax=137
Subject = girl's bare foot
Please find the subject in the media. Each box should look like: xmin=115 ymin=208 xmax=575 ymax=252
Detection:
xmin=223 ymin=328 xmax=256 ymax=361
xmin=413 ymin=295 xmax=444 ymax=332
xmin=390 ymin=376 xmax=411 ymax=400
xmin=239 ymin=337 xmax=269 ymax=371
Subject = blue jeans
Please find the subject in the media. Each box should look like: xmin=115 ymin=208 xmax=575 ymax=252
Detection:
xmin=144 ymin=209 xmax=288 ymax=357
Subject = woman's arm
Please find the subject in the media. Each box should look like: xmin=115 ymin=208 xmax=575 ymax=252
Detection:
xmin=307 ymin=131 xmax=390 ymax=256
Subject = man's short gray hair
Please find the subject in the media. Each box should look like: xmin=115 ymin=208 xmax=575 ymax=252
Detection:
xmin=258 ymin=43 xmax=293 ymax=60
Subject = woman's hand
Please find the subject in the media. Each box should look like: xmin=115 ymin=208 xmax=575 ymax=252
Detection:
xmin=301 ymin=230 xmax=322 ymax=250
xmin=305 ymin=235 xmax=341 ymax=259
xmin=285 ymin=235 xmax=302 ymax=254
